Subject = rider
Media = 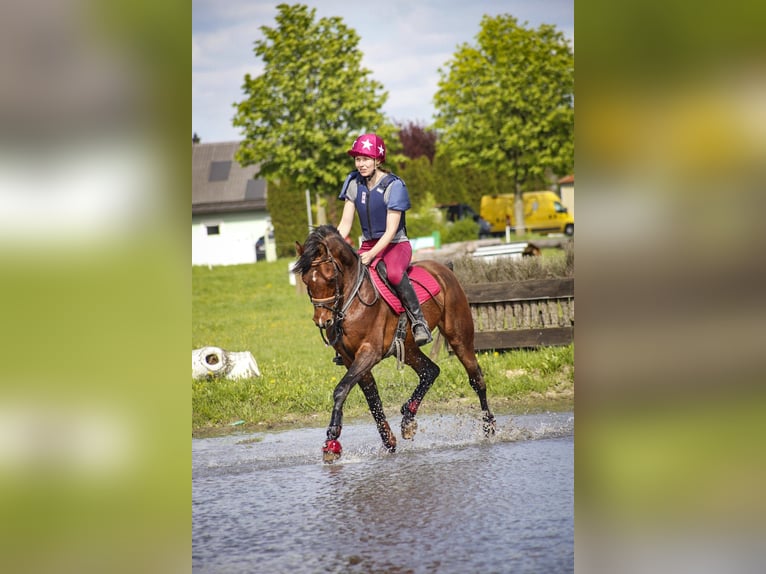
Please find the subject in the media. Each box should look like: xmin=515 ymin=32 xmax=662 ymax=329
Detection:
xmin=336 ymin=133 xmax=433 ymax=346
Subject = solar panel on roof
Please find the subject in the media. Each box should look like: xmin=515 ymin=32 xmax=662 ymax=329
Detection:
xmin=208 ymin=160 xmax=231 ymax=181
xmin=245 ymin=179 xmax=265 ymax=200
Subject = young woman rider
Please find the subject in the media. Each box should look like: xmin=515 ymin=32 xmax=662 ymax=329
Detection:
xmin=336 ymin=133 xmax=432 ymax=346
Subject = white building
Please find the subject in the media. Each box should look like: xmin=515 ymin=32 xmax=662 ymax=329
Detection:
xmin=192 ymin=140 xmax=270 ymax=266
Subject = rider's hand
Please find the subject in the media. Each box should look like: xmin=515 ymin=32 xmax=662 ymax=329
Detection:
xmin=360 ymin=252 xmax=374 ymax=266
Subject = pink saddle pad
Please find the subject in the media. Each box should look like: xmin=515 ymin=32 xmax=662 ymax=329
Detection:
xmin=369 ymin=265 xmax=441 ymax=314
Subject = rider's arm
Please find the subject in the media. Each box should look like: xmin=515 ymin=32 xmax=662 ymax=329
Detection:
xmin=336 ymin=200 xmax=357 ymax=239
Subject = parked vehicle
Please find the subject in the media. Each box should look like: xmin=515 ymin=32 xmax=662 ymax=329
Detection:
xmin=437 ymin=203 xmax=491 ymax=238
xmin=255 ymin=231 xmax=275 ymax=262
xmin=480 ymin=191 xmax=574 ymax=236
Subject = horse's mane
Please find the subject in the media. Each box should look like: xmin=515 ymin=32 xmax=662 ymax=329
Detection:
xmin=295 ymin=225 xmax=357 ymax=275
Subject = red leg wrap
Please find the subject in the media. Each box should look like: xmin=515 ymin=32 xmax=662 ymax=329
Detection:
xmin=322 ymin=439 xmax=342 ymax=456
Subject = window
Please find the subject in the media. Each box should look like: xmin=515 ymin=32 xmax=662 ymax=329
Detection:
xmin=206 ymin=224 xmax=220 ymax=235
xmin=208 ymin=161 xmax=231 ymax=182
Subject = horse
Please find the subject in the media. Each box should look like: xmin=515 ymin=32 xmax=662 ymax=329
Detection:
xmin=295 ymin=225 xmax=496 ymax=463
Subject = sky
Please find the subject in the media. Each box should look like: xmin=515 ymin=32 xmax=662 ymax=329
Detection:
xmin=192 ymin=0 xmax=573 ymax=143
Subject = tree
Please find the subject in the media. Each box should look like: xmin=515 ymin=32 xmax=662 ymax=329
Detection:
xmin=434 ymin=15 xmax=574 ymax=234
xmin=397 ymin=121 xmax=437 ymax=163
xmin=232 ymin=3 xmax=398 ymax=252
xmin=397 ymin=156 xmax=436 ymax=211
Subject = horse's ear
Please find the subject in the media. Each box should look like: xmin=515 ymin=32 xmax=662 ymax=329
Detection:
xmin=295 ymin=241 xmax=304 ymax=256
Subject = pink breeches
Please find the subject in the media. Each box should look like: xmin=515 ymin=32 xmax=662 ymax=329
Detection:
xmin=359 ymin=240 xmax=412 ymax=285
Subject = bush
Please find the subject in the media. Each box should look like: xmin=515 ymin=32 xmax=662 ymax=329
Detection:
xmin=404 ymin=191 xmax=441 ymax=239
xmin=442 ymin=218 xmax=480 ymax=243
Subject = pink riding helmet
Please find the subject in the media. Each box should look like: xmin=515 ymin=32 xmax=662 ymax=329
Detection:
xmin=347 ymin=133 xmax=386 ymax=163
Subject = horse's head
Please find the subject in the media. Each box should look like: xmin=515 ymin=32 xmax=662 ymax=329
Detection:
xmin=295 ymin=225 xmax=357 ymax=329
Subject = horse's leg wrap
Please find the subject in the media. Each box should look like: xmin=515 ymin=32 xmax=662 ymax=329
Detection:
xmin=322 ymin=439 xmax=342 ymax=462
xmin=400 ymin=399 xmax=420 ymax=440
xmin=323 ymin=371 xmax=359 ymax=462
xmin=322 ymin=425 xmax=343 ymax=462
xmin=402 ymin=398 xmax=421 ymax=416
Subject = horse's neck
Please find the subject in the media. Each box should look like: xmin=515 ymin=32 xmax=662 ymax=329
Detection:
xmin=344 ymin=254 xmax=362 ymax=289
xmin=339 ymin=253 xmax=367 ymax=301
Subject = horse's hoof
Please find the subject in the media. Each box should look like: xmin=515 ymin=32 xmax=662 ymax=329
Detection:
xmin=401 ymin=418 xmax=418 ymax=440
xmin=322 ymin=439 xmax=342 ymax=463
xmin=483 ymin=417 xmax=497 ymax=437
xmin=380 ymin=422 xmax=397 ymax=452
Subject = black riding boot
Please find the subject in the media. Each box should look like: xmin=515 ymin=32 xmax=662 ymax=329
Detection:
xmin=393 ymin=273 xmax=433 ymax=346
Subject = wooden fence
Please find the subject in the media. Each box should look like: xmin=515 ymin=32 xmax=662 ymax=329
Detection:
xmin=433 ymin=277 xmax=573 ymax=354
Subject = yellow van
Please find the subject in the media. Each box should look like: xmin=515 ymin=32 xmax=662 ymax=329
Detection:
xmin=480 ymin=191 xmax=574 ymax=236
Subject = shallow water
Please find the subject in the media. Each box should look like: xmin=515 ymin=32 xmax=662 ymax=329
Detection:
xmin=193 ymin=411 xmax=573 ymax=573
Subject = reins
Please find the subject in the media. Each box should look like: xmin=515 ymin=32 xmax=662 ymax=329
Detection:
xmin=308 ymin=243 xmax=378 ymax=347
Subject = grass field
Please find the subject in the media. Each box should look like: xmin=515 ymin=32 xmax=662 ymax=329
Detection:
xmin=192 ymin=255 xmax=573 ymax=435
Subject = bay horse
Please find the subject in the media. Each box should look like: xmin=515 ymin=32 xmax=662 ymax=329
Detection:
xmin=295 ymin=225 xmax=496 ymax=463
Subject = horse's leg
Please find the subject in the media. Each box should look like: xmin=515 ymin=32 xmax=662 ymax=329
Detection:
xmin=359 ymin=372 xmax=397 ymax=453
xmin=400 ymin=346 xmax=441 ymax=440
xmin=323 ymin=373 xmax=355 ymax=462
xmin=447 ymin=338 xmax=496 ymax=436
xmin=323 ymin=350 xmax=379 ymax=463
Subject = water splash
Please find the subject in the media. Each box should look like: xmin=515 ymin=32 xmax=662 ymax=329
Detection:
xmin=193 ymin=411 xmax=573 ymax=475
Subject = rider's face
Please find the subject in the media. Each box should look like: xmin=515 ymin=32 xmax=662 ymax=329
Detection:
xmin=354 ymin=155 xmax=376 ymax=175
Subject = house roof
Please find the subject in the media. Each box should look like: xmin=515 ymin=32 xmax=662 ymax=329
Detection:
xmin=192 ymin=141 xmax=267 ymax=214
xmin=558 ymin=174 xmax=574 ymax=185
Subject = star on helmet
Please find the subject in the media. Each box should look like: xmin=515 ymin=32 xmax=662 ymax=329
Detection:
xmin=361 ymin=139 xmax=373 ymax=151
xmin=377 ymin=144 xmax=385 ymax=156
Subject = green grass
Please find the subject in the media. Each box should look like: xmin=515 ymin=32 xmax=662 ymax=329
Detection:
xmin=192 ymin=258 xmax=573 ymax=435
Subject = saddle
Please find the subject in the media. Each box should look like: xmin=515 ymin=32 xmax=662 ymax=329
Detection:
xmin=368 ymin=264 xmax=441 ymax=313
xmin=332 ymin=261 xmax=441 ymax=366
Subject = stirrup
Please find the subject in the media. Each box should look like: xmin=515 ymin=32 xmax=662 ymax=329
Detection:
xmin=412 ymin=322 xmax=433 ymax=346
xmin=332 ymin=353 xmax=345 ymax=366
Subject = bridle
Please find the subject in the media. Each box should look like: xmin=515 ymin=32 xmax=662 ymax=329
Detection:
xmin=306 ymin=242 xmax=377 ymax=346
xmin=307 ymin=255 xmax=343 ymax=315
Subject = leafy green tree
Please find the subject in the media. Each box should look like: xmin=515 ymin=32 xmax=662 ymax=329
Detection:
xmin=403 ymin=191 xmax=441 ymax=239
xmin=232 ymin=3 xmax=399 ymax=252
xmin=397 ymin=156 xmax=436 ymax=211
xmin=434 ymin=15 xmax=574 ymax=234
